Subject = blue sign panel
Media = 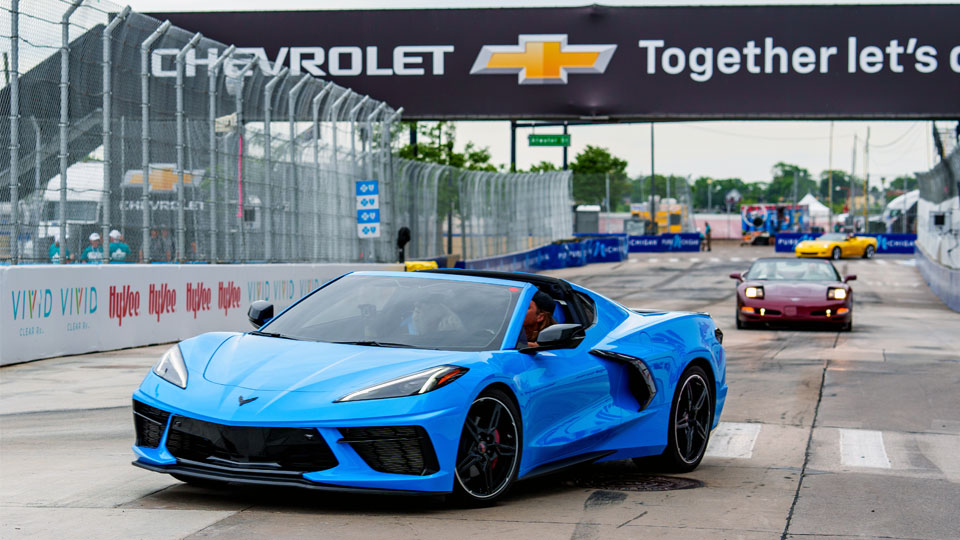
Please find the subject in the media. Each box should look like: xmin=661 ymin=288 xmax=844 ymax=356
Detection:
xmin=775 ymin=232 xmax=917 ymax=254
xmin=355 ymin=180 xmax=379 ymax=197
xmin=357 ymin=209 xmax=381 ymax=223
xmin=586 ymin=237 xmax=629 ymax=263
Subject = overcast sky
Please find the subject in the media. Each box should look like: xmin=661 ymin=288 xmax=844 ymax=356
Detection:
xmin=120 ymin=0 xmax=954 ymax=187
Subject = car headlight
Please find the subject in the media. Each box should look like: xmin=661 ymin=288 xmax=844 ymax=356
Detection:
xmin=745 ymin=286 xmax=764 ymax=299
xmin=336 ymin=365 xmax=468 ymax=402
xmin=153 ymin=345 xmax=188 ymax=388
xmin=828 ymin=288 xmax=847 ymax=300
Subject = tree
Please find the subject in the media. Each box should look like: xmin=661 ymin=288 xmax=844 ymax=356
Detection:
xmin=528 ymin=161 xmax=558 ymax=172
xmin=570 ymin=146 xmax=629 ymax=209
xmin=396 ymin=121 xmax=497 ymax=171
xmin=767 ymin=162 xmax=816 ymax=203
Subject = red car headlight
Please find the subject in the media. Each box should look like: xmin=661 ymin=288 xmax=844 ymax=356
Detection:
xmin=827 ymin=288 xmax=847 ymax=300
xmin=745 ymin=286 xmax=764 ymax=299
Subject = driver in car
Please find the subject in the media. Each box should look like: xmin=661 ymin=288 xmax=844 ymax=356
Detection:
xmin=523 ymin=291 xmax=557 ymax=347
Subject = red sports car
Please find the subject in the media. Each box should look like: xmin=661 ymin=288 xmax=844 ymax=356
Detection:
xmin=730 ymin=257 xmax=856 ymax=331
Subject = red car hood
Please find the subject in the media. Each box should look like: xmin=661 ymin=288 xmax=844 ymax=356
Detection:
xmin=744 ymin=281 xmax=840 ymax=299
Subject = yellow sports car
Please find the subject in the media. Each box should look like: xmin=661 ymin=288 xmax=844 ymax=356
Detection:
xmin=795 ymin=233 xmax=877 ymax=260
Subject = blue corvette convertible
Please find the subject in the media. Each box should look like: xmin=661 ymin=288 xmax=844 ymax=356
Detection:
xmin=132 ymin=269 xmax=727 ymax=504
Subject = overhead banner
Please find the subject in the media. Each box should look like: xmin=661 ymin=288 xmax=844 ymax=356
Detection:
xmin=153 ymin=5 xmax=960 ymax=119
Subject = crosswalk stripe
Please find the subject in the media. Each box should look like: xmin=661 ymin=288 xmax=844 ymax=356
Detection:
xmin=875 ymin=259 xmax=888 ymax=265
xmin=730 ymin=257 xmax=742 ymax=262
xmin=705 ymin=422 xmax=762 ymax=459
xmin=669 ymin=258 xmax=679 ymax=263
xmin=710 ymin=257 xmax=721 ymax=262
xmin=690 ymin=258 xmax=701 ymax=262
xmin=839 ymin=428 xmax=891 ymax=468
xmin=649 ymin=258 xmax=659 ymax=263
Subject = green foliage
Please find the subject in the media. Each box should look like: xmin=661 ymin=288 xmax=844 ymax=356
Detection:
xmin=767 ymin=162 xmax=817 ymax=203
xmin=396 ymin=121 xmax=497 ymax=172
xmin=570 ymin=146 xmax=630 ymax=209
xmin=529 ymin=160 xmax=559 ymax=172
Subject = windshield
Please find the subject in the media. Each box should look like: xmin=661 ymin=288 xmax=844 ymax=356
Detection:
xmin=816 ymin=233 xmax=847 ymax=241
xmin=745 ymin=259 xmax=841 ymax=282
xmin=260 ymin=275 xmax=522 ymax=351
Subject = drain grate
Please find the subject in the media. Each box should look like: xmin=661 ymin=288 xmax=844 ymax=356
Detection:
xmin=566 ymin=473 xmax=703 ymax=492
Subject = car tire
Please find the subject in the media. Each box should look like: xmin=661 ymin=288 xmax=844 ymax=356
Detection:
xmin=648 ymin=365 xmax=713 ymax=473
xmin=831 ymin=247 xmax=842 ymax=260
xmin=735 ymin=308 xmax=745 ymax=329
xmin=453 ymin=388 xmax=522 ymax=506
xmin=171 ymin=473 xmax=226 ymax=489
xmin=863 ymin=245 xmax=875 ymax=259
xmin=842 ymin=318 xmax=853 ymax=332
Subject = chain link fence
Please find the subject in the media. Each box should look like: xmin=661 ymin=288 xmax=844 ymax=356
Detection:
xmin=1 ymin=1 xmax=573 ymax=265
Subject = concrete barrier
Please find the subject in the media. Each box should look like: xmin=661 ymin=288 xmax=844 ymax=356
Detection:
xmin=916 ymin=247 xmax=960 ymax=313
xmin=0 ymin=263 xmax=402 ymax=365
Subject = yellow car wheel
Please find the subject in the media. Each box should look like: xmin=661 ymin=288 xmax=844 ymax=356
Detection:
xmin=863 ymin=245 xmax=875 ymax=259
xmin=831 ymin=247 xmax=841 ymax=260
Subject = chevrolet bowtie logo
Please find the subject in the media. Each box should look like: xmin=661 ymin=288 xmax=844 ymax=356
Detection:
xmin=471 ymin=34 xmax=616 ymax=85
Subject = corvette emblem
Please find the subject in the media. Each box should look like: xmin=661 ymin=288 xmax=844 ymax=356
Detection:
xmin=238 ymin=395 xmax=258 ymax=406
xmin=470 ymin=34 xmax=616 ymax=85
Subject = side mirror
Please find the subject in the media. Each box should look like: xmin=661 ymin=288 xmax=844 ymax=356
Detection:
xmin=844 ymin=274 xmax=857 ymax=283
xmin=247 ymin=300 xmax=274 ymax=329
xmin=521 ymin=324 xmax=585 ymax=354
xmin=729 ymin=272 xmax=742 ymax=281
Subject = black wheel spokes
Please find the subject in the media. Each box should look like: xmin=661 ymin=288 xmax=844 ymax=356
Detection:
xmin=676 ymin=376 xmax=710 ymax=463
xmin=456 ymin=398 xmax=518 ymax=498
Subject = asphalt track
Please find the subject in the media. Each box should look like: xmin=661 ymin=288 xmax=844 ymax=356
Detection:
xmin=2 ymin=241 xmax=959 ymax=539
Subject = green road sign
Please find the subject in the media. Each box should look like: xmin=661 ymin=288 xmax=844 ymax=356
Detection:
xmin=528 ymin=134 xmax=570 ymax=147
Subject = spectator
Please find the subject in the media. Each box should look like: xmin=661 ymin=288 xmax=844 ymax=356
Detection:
xmin=522 ymin=290 xmax=557 ymax=347
xmin=48 ymin=235 xmax=71 ymax=263
xmin=704 ymin=222 xmax=712 ymax=251
xmin=159 ymin=228 xmax=175 ymax=262
xmin=107 ymin=229 xmax=132 ymax=263
xmin=79 ymin=233 xmax=104 ymax=264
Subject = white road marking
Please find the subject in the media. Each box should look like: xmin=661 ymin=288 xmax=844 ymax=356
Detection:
xmin=649 ymin=258 xmax=659 ymax=263
xmin=875 ymin=259 xmax=888 ymax=265
xmin=690 ymin=258 xmax=701 ymax=262
xmin=730 ymin=257 xmax=743 ymax=262
xmin=669 ymin=258 xmax=679 ymax=263
xmin=705 ymin=422 xmax=762 ymax=459
xmin=628 ymin=258 xmax=639 ymax=263
xmin=839 ymin=428 xmax=891 ymax=468
xmin=896 ymin=259 xmax=916 ymax=266
xmin=710 ymin=257 xmax=721 ymax=262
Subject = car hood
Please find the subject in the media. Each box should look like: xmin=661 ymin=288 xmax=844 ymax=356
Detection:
xmin=745 ymin=281 xmax=838 ymax=299
xmin=796 ymin=241 xmax=832 ymax=249
xmin=201 ymin=334 xmax=470 ymax=394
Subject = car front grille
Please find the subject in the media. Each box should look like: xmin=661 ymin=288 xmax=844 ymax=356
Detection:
xmin=339 ymin=426 xmax=439 ymax=476
xmin=133 ymin=400 xmax=170 ymax=448
xmin=165 ymin=416 xmax=338 ymax=472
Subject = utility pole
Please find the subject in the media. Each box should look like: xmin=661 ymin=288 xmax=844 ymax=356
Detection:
xmin=827 ymin=121 xmax=834 ymax=231
xmin=863 ymin=127 xmax=870 ymax=231
xmin=604 ymin=173 xmax=610 ymax=213
xmin=562 ymin=121 xmax=568 ymax=170
xmin=849 ymin=133 xmax=857 ymax=228
xmin=510 ymin=120 xmax=517 ymax=172
xmin=649 ymin=123 xmax=656 ymax=234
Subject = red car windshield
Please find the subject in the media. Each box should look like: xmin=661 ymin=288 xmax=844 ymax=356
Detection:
xmin=745 ymin=260 xmax=841 ymax=282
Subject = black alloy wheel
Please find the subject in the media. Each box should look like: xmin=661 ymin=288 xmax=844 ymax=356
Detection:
xmin=863 ymin=245 xmax=875 ymax=259
xmin=831 ymin=247 xmax=842 ymax=260
xmin=659 ymin=365 xmax=713 ymax=472
xmin=453 ymin=389 xmax=521 ymax=505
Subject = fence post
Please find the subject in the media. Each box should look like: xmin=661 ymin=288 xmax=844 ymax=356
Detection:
xmin=287 ymin=76 xmax=309 ymax=262
xmin=8 ymin=0 xmax=20 ymax=264
xmin=175 ymin=32 xmax=202 ymax=263
xmin=140 ymin=20 xmax=171 ymax=263
xmin=31 ymin=117 xmax=41 ymax=261
xmin=383 ymin=107 xmax=402 ymax=262
xmin=310 ymin=84 xmax=333 ymax=261
xmin=58 ymin=1 xmax=85 ymax=264
xmin=101 ymin=6 xmax=130 ymax=262
xmin=206 ymin=45 xmax=234 ymax=263
xmin=233 ymin=59 xmax=256 ymax=262
xmin=328 ymin=90 xmax=352 ymax=262
xmin=263 ymin=67 xmax=289 ymax=262
xmin=364 ymin=102 xmax=386 ymax=261
xmin=347 ymin=96 xmax=369 ymax=260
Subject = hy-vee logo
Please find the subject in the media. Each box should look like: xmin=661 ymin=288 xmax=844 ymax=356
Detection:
xmin=151 ymin=45 xmax=454 ymax=78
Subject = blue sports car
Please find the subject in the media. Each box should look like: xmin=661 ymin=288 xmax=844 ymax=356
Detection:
xmin=132 ymin=269 xmax=727 ymax=504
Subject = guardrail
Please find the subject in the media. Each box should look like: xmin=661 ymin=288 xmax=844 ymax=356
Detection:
xmin=0 ymin=262 xmax=402 ymax=364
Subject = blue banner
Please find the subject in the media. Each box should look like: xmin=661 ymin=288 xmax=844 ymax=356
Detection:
xmin=775 ymin=232 xmax=916 ymax=254
xmin=585 ymin=237 xmax=629 ymax=263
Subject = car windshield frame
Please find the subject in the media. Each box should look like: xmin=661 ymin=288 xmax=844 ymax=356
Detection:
xmin=258 ymin=274 xmax=525 ymax=352
xmin=744 ymin=259 xmax=841 ymax=282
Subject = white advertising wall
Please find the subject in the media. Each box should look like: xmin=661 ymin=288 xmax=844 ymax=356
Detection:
xmin=0 ymin=263 xmax=402 ymax=365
